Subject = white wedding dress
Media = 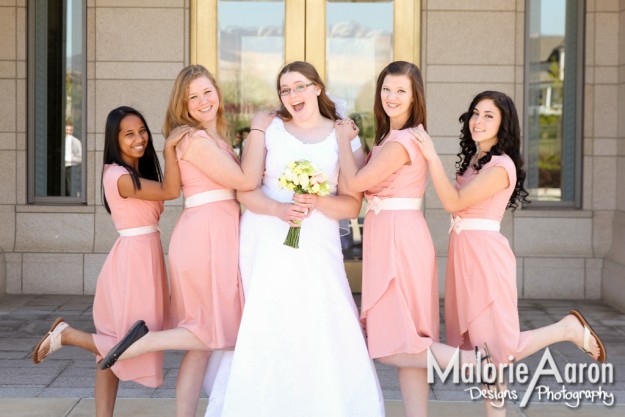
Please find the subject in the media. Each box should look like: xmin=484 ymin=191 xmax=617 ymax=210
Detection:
xmin=203 ymin=118 xmax=385 ymax=417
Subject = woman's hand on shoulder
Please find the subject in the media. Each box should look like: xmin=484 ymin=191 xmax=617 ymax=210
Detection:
xmin=410 ymin=124 xmax=438 ymax=161
xmin=250 ymin=110 xmax=275 ymax=133
xmin=165 ymin=125 xmax=194 ymax=149
xmin=335 ymin=118 xmax=359 ymax=143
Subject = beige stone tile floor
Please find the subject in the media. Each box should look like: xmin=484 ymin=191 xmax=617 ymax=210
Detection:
xmin=1 ymin=294 xmax=624 ymax=416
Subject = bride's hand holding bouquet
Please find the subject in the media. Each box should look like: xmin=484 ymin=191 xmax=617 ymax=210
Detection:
xmin=278 ymin=160 xmax=331 ymax=248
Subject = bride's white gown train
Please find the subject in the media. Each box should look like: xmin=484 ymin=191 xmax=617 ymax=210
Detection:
xmin=203 ymin=118 xmax=384 ymax=417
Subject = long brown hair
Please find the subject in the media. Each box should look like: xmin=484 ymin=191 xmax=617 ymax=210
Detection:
xmin=373 ymin=61 xmax=427 ymax=145
xmin=163 ymin=65 xmax=229 ymax=141
xmin=275 ymin=61 xmax=340 ymax=122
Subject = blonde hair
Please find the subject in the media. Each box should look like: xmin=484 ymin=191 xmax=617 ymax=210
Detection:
xmin=163 ymin=65 xmax=229 ymax=141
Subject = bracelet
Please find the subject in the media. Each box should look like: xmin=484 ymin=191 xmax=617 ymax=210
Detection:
xmin=250 ymin=128 xmax=265 ymax=135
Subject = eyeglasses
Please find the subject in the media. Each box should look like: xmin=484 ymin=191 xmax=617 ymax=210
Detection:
xmin=279 ymin=83 xmax=314 ymax=96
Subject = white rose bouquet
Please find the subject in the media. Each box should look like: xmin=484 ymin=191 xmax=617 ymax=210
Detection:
xmin=278 ymin=160 xmax=331 ymax=248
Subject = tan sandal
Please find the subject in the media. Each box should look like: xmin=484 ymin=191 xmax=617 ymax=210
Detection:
xmin=32 ymin=317 xmax=69 ymax=365
xmin=569 ymin=309 xmax=607 ymax=363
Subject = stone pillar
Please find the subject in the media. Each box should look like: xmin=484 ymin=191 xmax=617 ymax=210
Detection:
xmin=0 ymin=248 xmax=6 ymax=295
xmin=602 ymin=210 xmax=625 ymax=313
xmin=601 ymin=6 xmax=625 ymax=313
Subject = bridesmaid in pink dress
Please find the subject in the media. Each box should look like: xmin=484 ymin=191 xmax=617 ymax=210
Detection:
xmin=412 ymin=90 xmax=607 ymax=416
xmin=337 ymin=61 xmax=478 ymax=417
xmin=98 ymin=65 xmax=271 ymax=417
xmin=32 ymin=106 xmax=188 ymax=417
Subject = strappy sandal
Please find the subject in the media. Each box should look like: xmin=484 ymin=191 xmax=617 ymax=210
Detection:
xmin=471 ymin=346 xmax=493 ymax=387
xmin=480 ymin=343 xmax=500 ymax=396
xmin=32 ymin=317 xmax=69 ymax=365
xmin=570 ymin=309 xmax=607 ymax=363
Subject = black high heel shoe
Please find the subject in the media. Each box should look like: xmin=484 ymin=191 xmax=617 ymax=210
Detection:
xmin=99 ymin=320 xmax=148 ymax=370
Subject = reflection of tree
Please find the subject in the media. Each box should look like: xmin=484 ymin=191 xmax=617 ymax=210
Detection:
xmin=352 ymin=82 xmax=376 ymax=152
xmin=537 ymin=43 xmax=564 ymax=190
xmin=222 ymin=75 xmax=278 ymax=134
xmin=65 ymin=71 xmax=83 ymax=134
xmin=349 ymin=112 xmax=373 ymax=155
xmin=354 ymin=81 xmax=374 ymax=113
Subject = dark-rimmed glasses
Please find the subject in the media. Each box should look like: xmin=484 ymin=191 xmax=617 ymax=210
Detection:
xmin=278 ymin=83 xmax=314 ymax=96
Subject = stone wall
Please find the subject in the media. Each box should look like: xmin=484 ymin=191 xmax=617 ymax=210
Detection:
xmin=0 ymin=0 xmax=622 ymax=305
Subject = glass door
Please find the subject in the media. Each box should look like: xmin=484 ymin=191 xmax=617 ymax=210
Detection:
xmin=191 ymin=0 xmax=420 ymax=142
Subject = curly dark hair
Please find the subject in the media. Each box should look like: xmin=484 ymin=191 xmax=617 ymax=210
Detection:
xmin=456 ymin=91 xmax=530 ymax=211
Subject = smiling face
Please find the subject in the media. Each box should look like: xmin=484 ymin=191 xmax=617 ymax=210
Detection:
xmin=469 ymin=99 xmax=501 ymax=152
xmin=380 ymin=74 xmax=414 ymax=128
xmin=118 ymin=114 xmax=148 ymax=167
xmin=279 ymin=71 xmax=320 ymax=123
xmin=187 ymin=75 xmax=220 ymax=130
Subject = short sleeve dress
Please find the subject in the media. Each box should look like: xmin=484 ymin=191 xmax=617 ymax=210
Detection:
xmin=167 ymin=131 xmax=244 ymax=350
xmin=444 ymin=154 xmax=519 ymax=364
xmin=92 ymin=163 xmax=169 ymax=387
xmin=361 ymin=129 xmax=440 ymax=358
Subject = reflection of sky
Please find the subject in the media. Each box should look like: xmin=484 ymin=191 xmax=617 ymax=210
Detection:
xmin=67 ymin=5 xmax=73 ymax=58
xmin=217 ymin=0 xmax=393 ymax=113
xmin=218 ymin=1 xmax=285 ymax=106
xmin=327 ymin=1 xmax=393 ymax=32
xmin=541 ymin=0 xmax=565 ymax=35
xmin=219 ymin=1 xmax=284 ymax=28
xmin=531 ymin=0 xmax=566 ymax=36
xmin=326 ymin=2 xmax=393 ymax=113
xmin=218 ymin=0 xmax=392 ymax=32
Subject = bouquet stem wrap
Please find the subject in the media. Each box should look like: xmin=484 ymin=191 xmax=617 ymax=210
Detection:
xmin=283 ymin=221 xmax=301 ymax=248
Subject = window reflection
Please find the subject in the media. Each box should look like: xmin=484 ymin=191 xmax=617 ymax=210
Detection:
xmin=326 ymin=0 xmax=393 ymax=152
xmin=326 ymin=1 xmax=393 ymax=260
xmin=31 ymin=0 xmax=84 ymax=200
xmin=218 ymin=0 xmax=285 ymax=147
xmin=64 ymin=0 xmax=84 ymax=197
xmin=526 ymin=0 xmax=580 ymax=203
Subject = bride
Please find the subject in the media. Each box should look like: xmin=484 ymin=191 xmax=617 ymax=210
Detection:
xmin=203 ymin=61 xmax=385 ymax=417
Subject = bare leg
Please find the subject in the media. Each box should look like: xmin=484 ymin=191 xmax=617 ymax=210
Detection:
xmin=62 ymin=327 xmax=100 ymax=355
xmin=378 ymin=343 xmax=474 ymax=369
xmin=119 ymin=328 xmax=207 ymax=361
xmin=176 ymin=350 xmax=211 ymax=417
xmin=94 ymin=367 xmax=119 ymax=417
xmin=35 ymin=323 xmax=101 ymax=362
xmin=398 ymin=367 xmax=429 ymax=417
xmin=378 ymin=345 xmax=475 ymax=417
xmin=514 ymin=314 xmax=601 ymax=361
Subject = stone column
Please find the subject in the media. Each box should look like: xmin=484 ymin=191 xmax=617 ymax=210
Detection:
xmin=0 ymin=248 xmax=6 ymax=294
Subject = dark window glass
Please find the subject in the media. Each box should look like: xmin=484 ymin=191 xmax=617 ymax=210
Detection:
xmin=29 ymin=0 xmax=86 ymax=202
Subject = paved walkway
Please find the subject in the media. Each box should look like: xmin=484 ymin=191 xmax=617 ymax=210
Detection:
xmin=0 ymin=294 xmax=624 ymax=416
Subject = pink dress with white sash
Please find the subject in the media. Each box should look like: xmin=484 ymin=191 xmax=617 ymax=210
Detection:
xmin=361 ymin=129 xmax=439 ymax=358
xmin=92 ymin=163 xmax=169 ymax=387
xmin=168 ymin=131 xmax=244 ymax=349
xmin=445 ymin=154 xmax=524 ymax=364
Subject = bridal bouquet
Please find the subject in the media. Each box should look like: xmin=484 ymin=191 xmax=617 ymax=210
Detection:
xmin=278 ymin=160 xmax=331 ymax=248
